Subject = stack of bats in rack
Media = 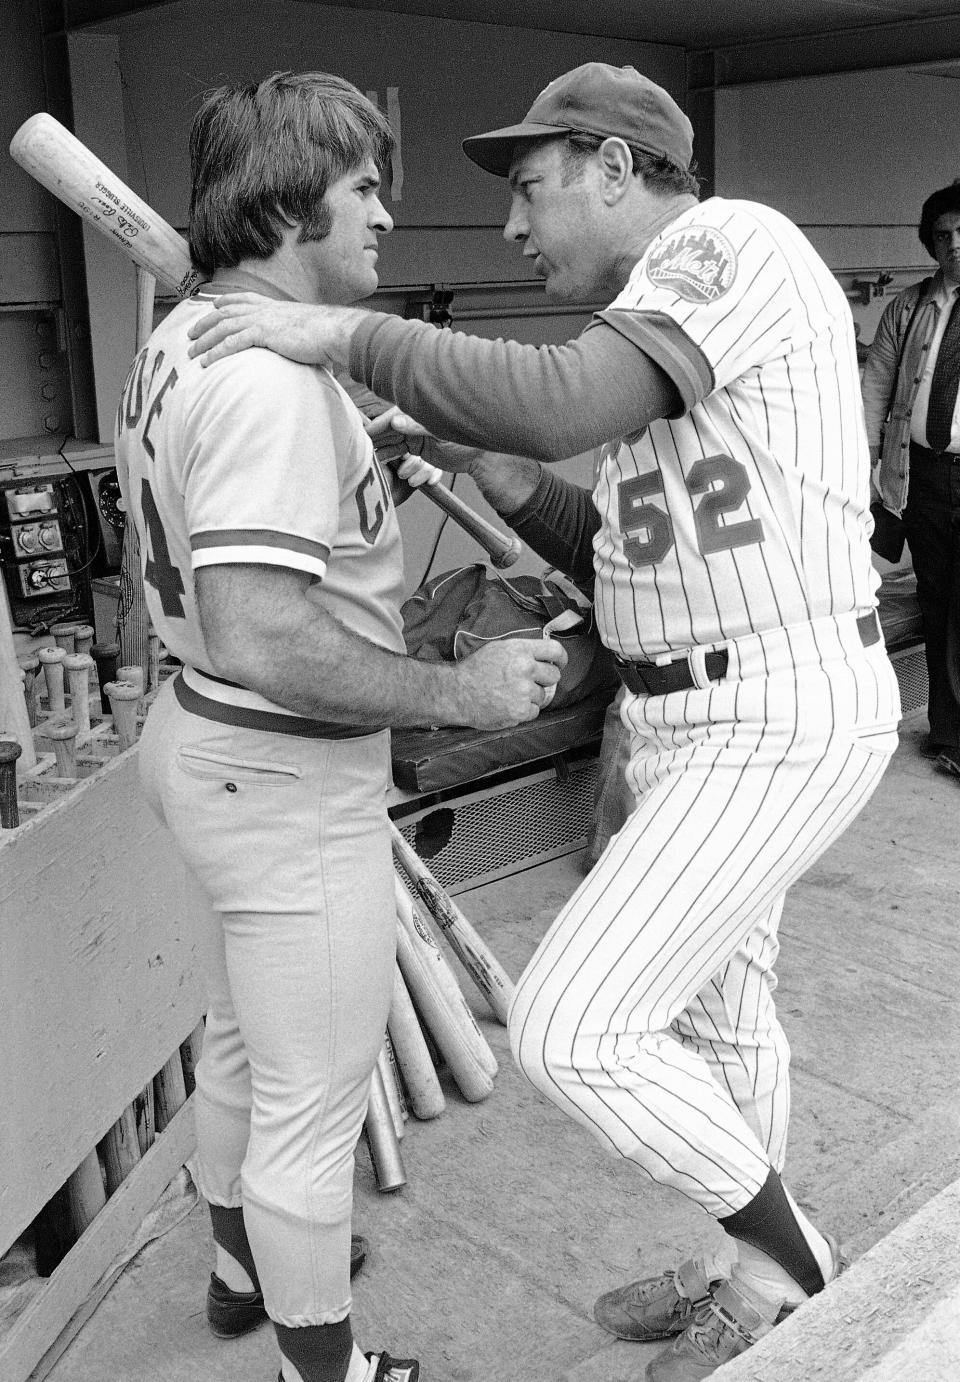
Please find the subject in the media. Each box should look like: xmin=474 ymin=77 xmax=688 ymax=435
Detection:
xmin=0 ymin=619 xmax=169 ymax=829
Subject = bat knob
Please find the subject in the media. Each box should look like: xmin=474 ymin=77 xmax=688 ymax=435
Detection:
xmin=490 ymin=534 xmax=523 ymax=569
xmin=0 ymin=738 xmax=23 ymax=764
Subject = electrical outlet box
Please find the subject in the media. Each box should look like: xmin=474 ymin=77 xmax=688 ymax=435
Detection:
xmin=16 ymin=558 xmax=70 ymax=598
xmin=10 ymin=520 xmax=63 ymax=559
xmin=5 ymin=484 xmax=57 ymax=520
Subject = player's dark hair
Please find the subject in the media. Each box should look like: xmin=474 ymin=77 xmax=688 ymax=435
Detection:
xmin=918 ymin=178 xmax=960 ymax=258
xmin=560 ymin=132 xmax=700 ymax=196
xmin=188 ymin=71 xmax=394 ymax=274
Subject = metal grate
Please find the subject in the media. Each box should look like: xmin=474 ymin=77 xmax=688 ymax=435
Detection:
xmin=397 ymin=758 xmax=599 ymax=895
xmin=890 ymin=645 xmax=928 ymax=718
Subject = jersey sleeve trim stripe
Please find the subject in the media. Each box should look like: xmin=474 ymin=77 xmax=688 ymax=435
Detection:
xmin=192 ymin=545 xmax=328 ymax=579
xmin=596 ymin=309 xmax=713 ymax=411
xmin=191 ymin=529 xmax=331 ymax=562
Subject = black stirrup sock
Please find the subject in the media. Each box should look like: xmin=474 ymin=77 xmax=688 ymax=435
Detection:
xmin=719 ymin=1166 xmax=827 ymax=1297
xmin=208 ymin=1203 xmax=261 ymax=1292
xmin=276 ymin=1318 xmax=354 ymax=1382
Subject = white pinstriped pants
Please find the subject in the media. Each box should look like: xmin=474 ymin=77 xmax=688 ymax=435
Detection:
xmin=509 ymin=611 xmax=900 ymax=1219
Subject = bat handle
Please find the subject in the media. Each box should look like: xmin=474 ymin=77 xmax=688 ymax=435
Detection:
xmin=420 ymin=482 xmax=522 ymax=569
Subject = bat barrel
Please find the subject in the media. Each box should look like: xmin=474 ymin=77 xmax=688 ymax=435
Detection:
xmin=364 ymin=1063 xmax=407 ymax=1192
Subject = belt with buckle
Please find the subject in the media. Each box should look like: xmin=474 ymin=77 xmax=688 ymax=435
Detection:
xmin=614 ymin=612 xmax=882 ymax=697
xmin=613 ymin=648 xmax=729 ymax=696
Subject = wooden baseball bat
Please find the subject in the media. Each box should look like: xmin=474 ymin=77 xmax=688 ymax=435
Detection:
xmin=104 ymin=680 xmax=141 ymax=751
xmin=179 ymin=1018 xmax=205 ymax=1097
xmin=18 ymin=654 xmax=40 ymax=727
xmin=395 ymin=876 xmax=497 ymax=1077
xmin=117 ymin=664 xmax=145 ymax=699
xmin=38 ymin=644 xmax=67 ymax=713
xmin=98 ymin=1106 xmax=141 ymax=1194
xmin=64 ymin=1149 xmax=107 ymax=1242
xmin=377 ymin=1042 xmax=406 ymax=1140
xmin=91 ymin=641 xmax=120 ymax=703
xmin=388 ymin=963 xmax=445 ymax=1119
xmin=390 ymin=822 xmax=514 ymax=1024
xmin=0 ymin=738 xmax=22 ymax=829
xmin=116 ymin=266 xmax=156 ymax=679
xmin=50 ymin=621 xmax=79 ymax=654
xmin=395 ymin=881 xmax=496 ymax=1102
xmin=46 ymin=717 xmax=79 ymax=778
xmin=9 ymin=112 xmax=522 ymax=570
xmin=1 ymin=582 xmax=36 ymax=768
xmin=153 ymin=1049 xmax=188 ymax=1134
xmin=134 ymin=1082 xmax=155 ymax=1156
xmin=64 ymin=651 xmax=94 ymax=734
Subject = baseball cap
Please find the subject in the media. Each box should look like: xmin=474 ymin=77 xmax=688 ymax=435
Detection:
xmin=462 ymin=62 xmax=694 ymax=178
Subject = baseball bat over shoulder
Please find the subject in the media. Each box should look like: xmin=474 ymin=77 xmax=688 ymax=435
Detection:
xmin=10 ymin=113 xmax=204 ymax=297
xmin=9 ymin=112 xmax=522 ymax=570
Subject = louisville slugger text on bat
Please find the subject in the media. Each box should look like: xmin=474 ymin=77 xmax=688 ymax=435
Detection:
xmin=390 ymin=822 xmax=514 ymax=1024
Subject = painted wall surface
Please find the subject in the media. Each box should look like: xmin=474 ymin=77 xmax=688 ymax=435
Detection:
xmin=79 ymin=0 xmax=683 ymax=286
xmin=715 ymin=67 xmax=960 ymax=275
xmin=0 ymin=0 xmax=52 ymax=236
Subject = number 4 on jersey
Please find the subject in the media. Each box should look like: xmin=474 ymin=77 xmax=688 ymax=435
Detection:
xmin=141 ymin=477 xmax=186 ymax=617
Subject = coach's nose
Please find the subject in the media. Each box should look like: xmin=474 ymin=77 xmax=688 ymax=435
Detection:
xmin=504 ymin=193 xmax=528 ymax=245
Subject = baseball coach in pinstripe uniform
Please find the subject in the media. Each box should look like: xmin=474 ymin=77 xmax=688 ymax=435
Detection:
xmin=188 ymin=62 xmax=901 ymax=1381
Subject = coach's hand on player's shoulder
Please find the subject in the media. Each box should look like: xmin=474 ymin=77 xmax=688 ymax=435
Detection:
xmin=187 ymin=293 xmax=361 ymax=368
xmin=451 ymin=638 xmax=567 ymax=729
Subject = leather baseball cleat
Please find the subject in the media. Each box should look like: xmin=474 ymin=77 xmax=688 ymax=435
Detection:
xmin=275 ymin=1354 xmax=419 ymax=1382
xmin=593 ymin=1254 xmax=724 ymax=1342
xmin=207 ymin=1234 xmax=368 ymax=1337
xmin=364 ymin=1352 xmax=420 ymax=1382
xmin=644 ymin=1233 xmax=848 ymax=1380
xmin=644 ymin=1276 xmax=785 ymax=1381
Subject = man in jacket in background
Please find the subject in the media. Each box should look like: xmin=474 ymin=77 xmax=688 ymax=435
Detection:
xmin=862 ymin=179 xmax=960 ymax=779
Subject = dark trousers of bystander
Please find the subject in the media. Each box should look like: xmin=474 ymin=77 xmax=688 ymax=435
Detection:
xmin=904 ymin=443 xmax=960 ymax=750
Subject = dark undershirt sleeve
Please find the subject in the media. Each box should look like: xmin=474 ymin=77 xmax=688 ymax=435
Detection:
xmin=503 ymin=466 xmax=600 ymax=591
xmin=348 ymin=312 xmax=688 ymax=462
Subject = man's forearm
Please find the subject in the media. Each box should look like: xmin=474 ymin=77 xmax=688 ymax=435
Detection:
xmin=198 ymin=565 xmax=560 ymax=731
xmin=461 ymin=453 xmax=598 ymax=588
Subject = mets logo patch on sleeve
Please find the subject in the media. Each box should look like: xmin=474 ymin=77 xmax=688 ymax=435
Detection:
xmin=645 ymin=226 xmax=737 ymax=304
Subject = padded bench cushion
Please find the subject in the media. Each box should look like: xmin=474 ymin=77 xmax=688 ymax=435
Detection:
xmin=389 ymin=688 xmax=613 ymax=793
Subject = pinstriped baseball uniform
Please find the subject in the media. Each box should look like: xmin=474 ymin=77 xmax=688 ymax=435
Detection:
xmin=509 ymin=199 xmax=901 ymax=1216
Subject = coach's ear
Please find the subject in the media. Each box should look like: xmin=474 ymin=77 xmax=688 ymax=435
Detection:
xmin=596 ymin=138 xmax=635 ymax=204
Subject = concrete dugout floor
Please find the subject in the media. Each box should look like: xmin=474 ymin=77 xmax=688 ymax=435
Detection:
xmin=35 ymin=710 xmax=960 ymax=1382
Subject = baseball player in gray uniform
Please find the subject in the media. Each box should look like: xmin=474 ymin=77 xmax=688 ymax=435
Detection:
xmin=115 ymin=71 xmax=564 ymax=1382
xmin=187 ymin=64 xmax=900 ymax=1380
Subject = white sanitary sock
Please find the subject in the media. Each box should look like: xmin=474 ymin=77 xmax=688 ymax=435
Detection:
xmin=732 ymin=1192 xmax=836 ymax=1306
xmin=214 ymin=1245 xmax=255 ymax=1293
